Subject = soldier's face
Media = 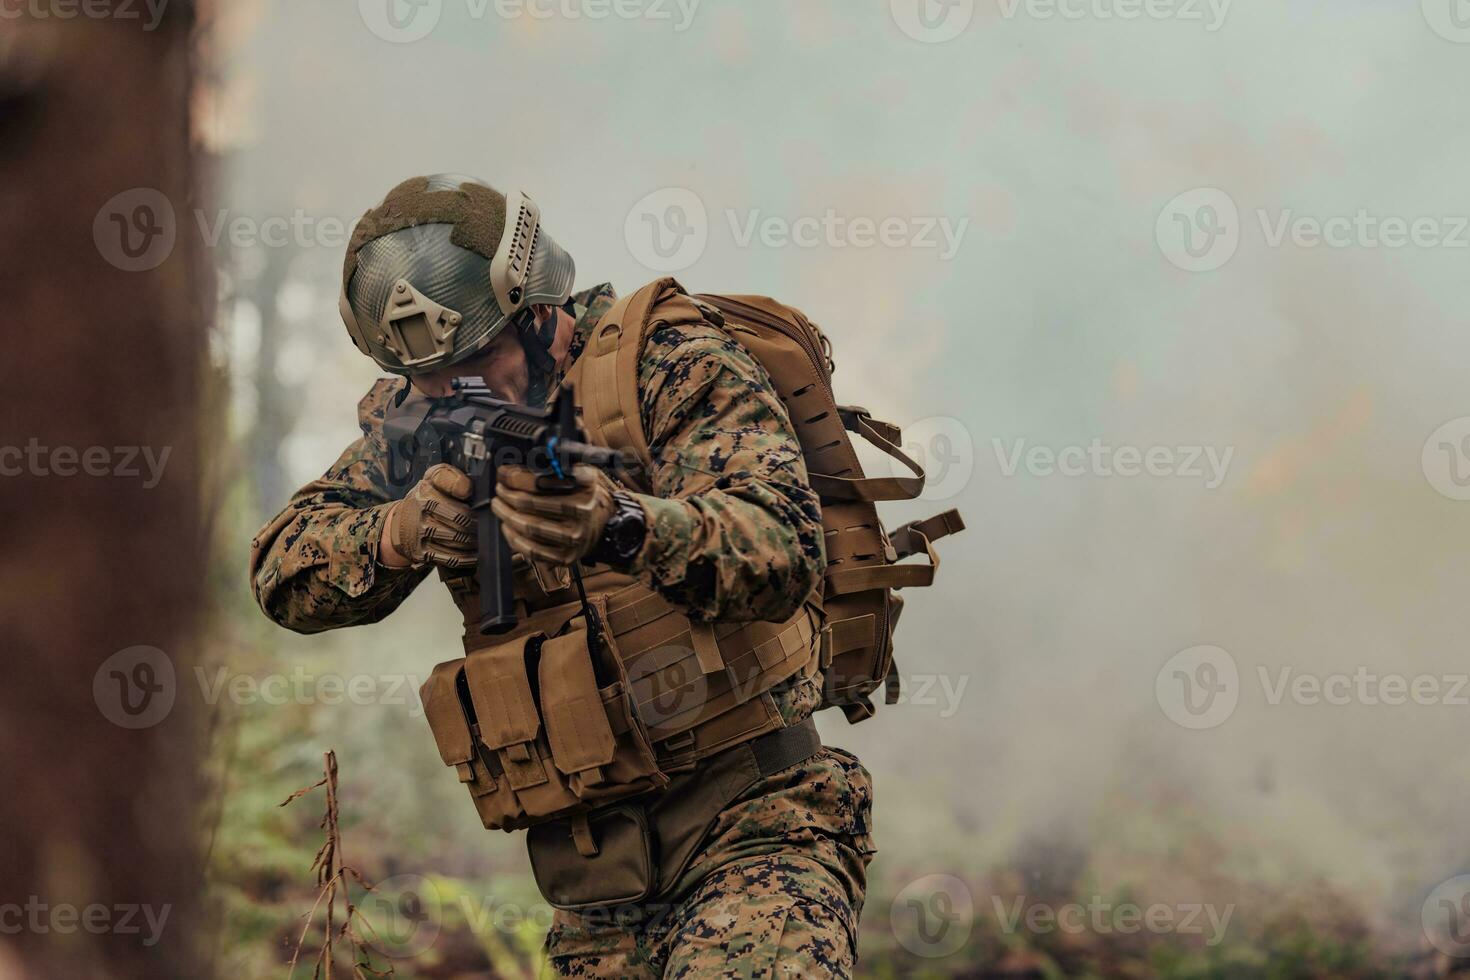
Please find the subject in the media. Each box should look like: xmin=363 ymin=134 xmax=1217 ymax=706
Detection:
xmin=409 ymin=305 xmax=567 ymax=404
xmin=411 ymin=328 xmax=528 ymax=402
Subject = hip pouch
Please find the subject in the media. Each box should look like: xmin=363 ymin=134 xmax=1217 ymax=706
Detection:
xmin=526 ymin=717 xmax=822 ymax=911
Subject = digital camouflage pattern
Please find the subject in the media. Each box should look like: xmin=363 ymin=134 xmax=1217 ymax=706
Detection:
xmin=250 ymin=281 xmax=871 ymax=977
xmin=546 ymin=747 xmax=875 ymax=979
xmin=250 ymin=282 xmax=826 ymax=630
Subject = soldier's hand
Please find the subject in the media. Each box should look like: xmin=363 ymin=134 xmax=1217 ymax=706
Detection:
xmin=382 ymin=463 xmax=477 ymax=570
xmin=491 ymin=464 xmax=617 ymax=567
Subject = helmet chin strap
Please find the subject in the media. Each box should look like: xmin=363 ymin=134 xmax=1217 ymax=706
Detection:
xmin=519 ymin=306 xmax=561 ymax=406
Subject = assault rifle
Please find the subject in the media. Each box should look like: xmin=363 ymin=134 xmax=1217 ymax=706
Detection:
xmin=384 ymin=377 xmax=622 ymax=635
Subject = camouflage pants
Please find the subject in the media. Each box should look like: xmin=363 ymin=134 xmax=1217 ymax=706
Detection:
xmin=544 ymin=747 xmax=875 ymax=979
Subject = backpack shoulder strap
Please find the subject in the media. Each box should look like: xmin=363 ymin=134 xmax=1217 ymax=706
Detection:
xmin=565 ymin=277 xmax=706 ymax=481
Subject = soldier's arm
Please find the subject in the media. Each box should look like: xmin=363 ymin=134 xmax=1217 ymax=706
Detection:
xmin=249 ymin=380 xmax=431 ymax=633
xmin=625 ymin=322 xmax=825 ymax=623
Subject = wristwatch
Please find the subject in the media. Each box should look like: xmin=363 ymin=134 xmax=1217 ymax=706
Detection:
xmin=592 ymin=490 xmax=647 ymax=567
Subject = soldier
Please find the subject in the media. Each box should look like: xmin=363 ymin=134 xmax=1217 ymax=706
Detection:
xmin=250 ymin=175 xmax=875 ymax=977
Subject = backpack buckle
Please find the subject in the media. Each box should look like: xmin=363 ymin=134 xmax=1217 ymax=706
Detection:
xmin=691 ymin=297 xmax=726 ymax=327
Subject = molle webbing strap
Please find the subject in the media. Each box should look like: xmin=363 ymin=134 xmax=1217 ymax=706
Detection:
xmin=568 ymin=278 xmax=711 ymax=484
xmin=568 ymin=280 xmax=666 ymax=479
xmin=604 ymin=589 xmax=676 ymax=634
xmin=690 ymin=623 xmax=725 ymax=676
xmin=622 ymin=608 xmax=819 ymax=738
xmin=889 ymin=509 xmax=966 ymax=560
xmin=825 ymin=521 xmax=942 ymax=597
xmin=808 ymin=409 xmax=926 ymax=502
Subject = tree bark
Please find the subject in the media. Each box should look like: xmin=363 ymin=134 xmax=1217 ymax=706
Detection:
xmin=0 ymin=5 xmax=209 ymax=979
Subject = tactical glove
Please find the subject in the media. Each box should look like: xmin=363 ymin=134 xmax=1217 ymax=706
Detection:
xmin=491 ymin=464 xmax=618 ymax=567
xmin=388 ymin=463 xmax=477 ymax=570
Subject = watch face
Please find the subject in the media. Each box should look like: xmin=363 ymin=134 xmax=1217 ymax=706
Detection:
xmin=611 ymin=517 xmax=642 ymax=559
xmin=606 ymin=496 xmax=646 ymax=561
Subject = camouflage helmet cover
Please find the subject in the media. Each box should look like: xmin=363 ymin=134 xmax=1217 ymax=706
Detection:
xmin=339 ymin=174 xmax=576 ymax=375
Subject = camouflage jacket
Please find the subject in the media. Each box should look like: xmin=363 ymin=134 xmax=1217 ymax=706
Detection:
xmin=250 ymin=281 xmax=825 ymax=646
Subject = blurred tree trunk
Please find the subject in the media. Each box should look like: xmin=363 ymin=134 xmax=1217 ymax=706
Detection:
xmin=248 ymin=244 xmax=295 ymax=522
xmin=0 ymin=5 xmax=210 ymax=980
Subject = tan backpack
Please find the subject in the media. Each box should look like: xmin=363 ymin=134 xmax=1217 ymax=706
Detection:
xmin=569 ymin=278 xmax=965 ymax=723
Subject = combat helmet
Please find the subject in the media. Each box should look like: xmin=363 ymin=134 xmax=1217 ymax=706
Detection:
xmin=339 ymin=174 xmax=576 ymax=376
